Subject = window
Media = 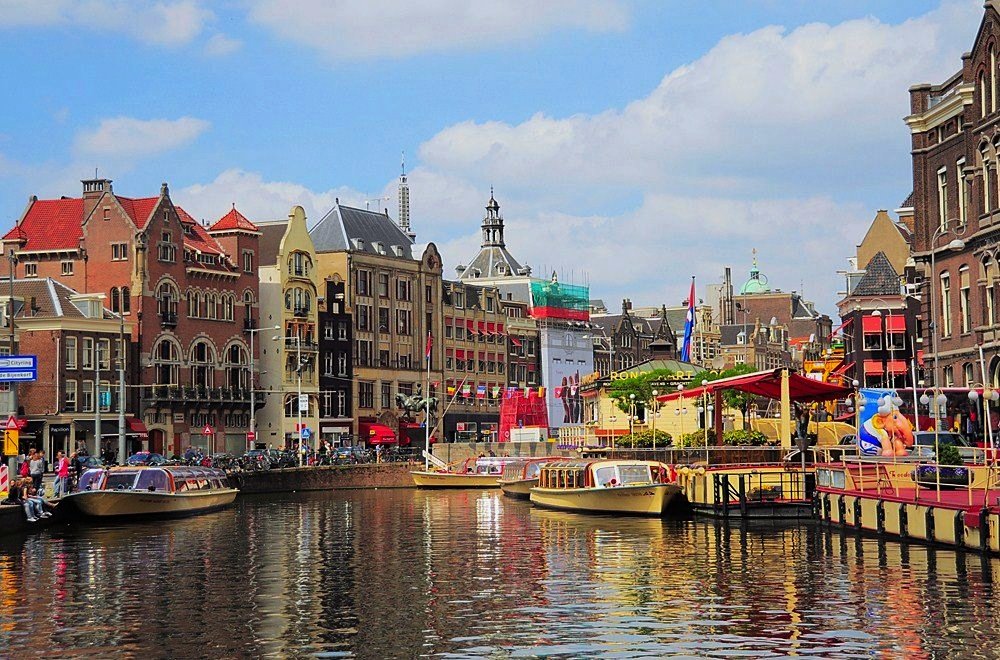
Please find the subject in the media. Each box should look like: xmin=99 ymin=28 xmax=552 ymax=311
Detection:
xmin=324 ymin=322 xmax=334 ymax=339
xmin=863 ymin=328 xmax=882 ymax=351
xmin=941 ymin=272 xmax=952 ymax=337
xmin=425 ymin=285 xmax=432 ymax=303
xmin=381 ymin=382 xmax=392 ymax=409
xmin=98 ymin=339 xmax=110 ymax=370
xmin=356 ymin=339 xmax=372 ymax=366
xmin=985 ymin=258 xmax=998 ymax=326
xmin=338 ymin=353 xmax=347 ymax=376
xmin=110 ymin=287 xmax=121 ymax=313
xmin=337 ymin=390 xmax=346 ymax=417
xmin=82 ymin=338 xmax=94 ymax=369
xmin=958 ymin=158 xmax=967 ymax=225
xmin=356 ymin=304 xmax=372 ymax=332
xmin=982 ymin=71 xmax=989 ymax=117
xmin=992 ymin=47 xmax=997 ymax=113
xmin=191 ymin=341 xmax=214 ymax=388
xmin=338 ymin=322 xmax=348 ymax=340
xmin=243 ymin=250 xmax=254 ymax=273
xmin=24 ymin=263 xmax=37 ymax=278
xmin=965 ymin=362 xmax=975 ymax=387
xmin=82 ymin=380 xmax=94 ymax=412
xmin=486 ymin=295 xmax=494 ymax=312
xmin=983 ymin=148 xmax=992 ymax=214
xmin=378 ymin=307 xmax=390 ymax=333
xmin=445 ymin=317 xmax=453 ymax=339
xmin=64 ymin=337 xmax=77 ymax=369
xmin=285 ymin=394 xmax=312 ymax=418
xmin=64 ymin=379 xmax=77 ymax=413
xmin=378 ymin=273 xmax=390 ymax=297
xmin=323 ymin=353 xmax=334 ymax=375
xmin=359 ymin=381 xmax=374 ymax=409
xmin=454 ymin=291 xmax=464 ymax=308
xmin=937 ymin=168 xmax=948 ymax=230
xmin=356 ymin=270 xmax=372 ymax=297
xmin=396 ymin=278 xmax=411 ymax=301
xmin=158 ymin=232 xmax=176 ymax=262
xmin=944 ymin=365 xmax=954 ymax=387
xmin=61 ymin=261 xmax=74 ymax=276
xmin=396 ymin=309 xmax=411 ymax=335
xmin=960 ymin=266 xmax=972 ymax=333
xmin=111 ymin=243 xmax=128 ymax=261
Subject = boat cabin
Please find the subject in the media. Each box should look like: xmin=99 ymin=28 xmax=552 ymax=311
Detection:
xmin=500 ymin=457 xmax=566 ymax=482
xmin=77 ymin=467 xmax=232 ymax=493
xmin=458 ymin=456 xmax=525 ymax=475
xmin=537 ymin=461 xmax=671 ymax=490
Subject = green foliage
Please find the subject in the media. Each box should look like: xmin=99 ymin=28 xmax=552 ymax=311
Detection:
xmin=675 ymin=430 xmax=713 ymax=447
xmin=691 ymin=364 xmax=757 ymax=421
xmin=616 ymin=429 xmax=672 ymax=448
xmin=936 ymin=443 xmax=963 ymax=466
xmin=607 ymin=368 xmax=680 ymax=415
xmin=722 ymin=428 xmax=770 ymax=446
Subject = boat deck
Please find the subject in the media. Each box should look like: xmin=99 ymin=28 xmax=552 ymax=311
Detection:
xmin=824 ymin=486 xmax=1000 ymax=514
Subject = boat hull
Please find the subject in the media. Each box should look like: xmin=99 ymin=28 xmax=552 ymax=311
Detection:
xmin=411 ymin=471 xmax=500 ymax=488
xmin=66 ymin=489 xmax=238 ymax=518
xmin=499 ymin=478 xmax=537 ymax=499
xmin=529 ymin=483 xmax=681 ymax=516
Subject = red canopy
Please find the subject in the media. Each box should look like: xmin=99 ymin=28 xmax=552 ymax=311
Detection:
xmin=656 ymin=369 xmax=851 ymax=404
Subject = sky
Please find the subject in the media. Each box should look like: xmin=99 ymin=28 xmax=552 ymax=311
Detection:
xmin=0 ymin=0 xmax=987 ymax=314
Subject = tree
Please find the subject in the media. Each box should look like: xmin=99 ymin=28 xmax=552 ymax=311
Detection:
xmin=691 ymin=364 xmax=757 ymax=424
xmin=607 ymin=368 xmax=678 ymax=415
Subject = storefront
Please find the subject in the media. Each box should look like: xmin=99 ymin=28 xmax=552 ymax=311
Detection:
xmin=443 ymin=412 xmax=499 ymax=443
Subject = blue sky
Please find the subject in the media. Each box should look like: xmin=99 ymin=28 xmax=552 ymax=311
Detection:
xmin=0 ymin=0 xmax=984 ymax=314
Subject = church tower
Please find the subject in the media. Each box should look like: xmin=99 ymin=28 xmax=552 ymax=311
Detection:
xmin=398 ymin=153 xmax=414 ymax=240
xmin=481 ymin=188 xmax=504 ymax=248
xmin=455 ymin=189 xmax=529 ymax=281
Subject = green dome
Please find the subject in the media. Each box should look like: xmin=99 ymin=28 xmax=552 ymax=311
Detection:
xmin=739 ymin=253 xmax=770 ymax=295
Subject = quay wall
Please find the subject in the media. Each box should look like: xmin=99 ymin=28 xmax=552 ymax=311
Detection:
xmin=431 ymin=441 xmax=574 ymax=464
xmin=232 ymin=463 xmax=415 ymax=494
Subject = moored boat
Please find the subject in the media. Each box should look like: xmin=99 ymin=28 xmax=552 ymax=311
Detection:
xmin=64 ymin=466 xmax=238 ymax=518
xmin=411 ymin=456 xmax=526 ymax=488
xmin=529 ymin=459 xmax=681 ymax=516
xmin=499 ymin=457 xmax=567 ymax=499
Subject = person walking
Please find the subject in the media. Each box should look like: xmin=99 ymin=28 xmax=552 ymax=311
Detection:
xmin=53 ymin=450 xmax=70 ymax=498
xmin=29 ymin=450 xmax=45 ymax=493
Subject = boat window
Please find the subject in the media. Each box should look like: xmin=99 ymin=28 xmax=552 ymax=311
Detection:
xmin=78 ymin=469 xmax=105 ymax=491
xmin=619 ymin=465 xmax=652 ymax=485
xmin=106 ymin=472 xmax=139 ymax=490
xmin=526 ymin=463 xmax=541 ymax=479
xmin=594 ymin=466 xmax=618 ymax=487
xmin=175 ymin=479 xmax=189 ymax=493
xmin=186 ymin=479 xmax=201 ymax=490
xmin=135 ymin=470 xmax=170 ymax=492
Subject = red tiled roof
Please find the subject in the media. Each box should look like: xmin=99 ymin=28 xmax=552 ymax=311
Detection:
xmin=116 ymin=196 xmax=159 ymax=228
xmin=3 ymin=198 xmax=84 ymax=250
xmin=210 ymin=206 xmax=259 ymax=232
xmin=174 ymin=206 xmax=225 ymax=258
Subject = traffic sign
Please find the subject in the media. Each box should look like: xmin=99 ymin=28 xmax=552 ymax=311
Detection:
xmin=0 ymin=355 xmax=37 ymax=382
xmin=247 ymin=431 xmax=256 ymax=442
xmin=3 ymin=429 xmax=17 ymax=454
xmin=298 ymin=393 xmax=309 ymax=413
xmin=5 ymin=415 xmax=19 ymax=430
xmin=203 ymin=425 xmax=214 ymax=436
xmin=300 ymin=427 xmax=311 ymax=440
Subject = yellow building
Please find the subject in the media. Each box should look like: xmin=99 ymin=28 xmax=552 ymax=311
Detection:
xmin=256 ymin=206 xmax=320 ymax=449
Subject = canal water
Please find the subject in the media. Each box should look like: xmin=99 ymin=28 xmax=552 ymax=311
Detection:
xmin=0 ymin=490 xmax=997 ymax=658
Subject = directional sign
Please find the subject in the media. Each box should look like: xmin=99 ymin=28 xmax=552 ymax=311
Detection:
xmin=0 ymin=355 xmax=36 ymax=383
xmin=0 ymin=371 xmax=37 ymax=383
xmin=203 ymin=425 xmax=214 ymax=436
xmin=3 ymin=429 xmax=17 ymax=454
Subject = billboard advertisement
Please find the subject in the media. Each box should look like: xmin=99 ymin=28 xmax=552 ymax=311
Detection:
xmin=857 ymin=388 xmax=914 ymax=456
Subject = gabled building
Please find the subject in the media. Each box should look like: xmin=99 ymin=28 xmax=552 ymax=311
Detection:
xmin=318 ymin=278 xmax=352 ymax=446
xmin=1 ymin=179 xmax=259 ymax=456
xmin=589 ymin=299 xmax=678 ymax=375
xmin=310 ymin=200 xmax=443 ymax=443
xmin=257 ymin=206 xmax=320 ymax=450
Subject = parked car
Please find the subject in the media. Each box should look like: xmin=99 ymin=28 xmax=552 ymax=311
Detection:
xmin=126 ymin=451 xmax=167 ymax=466
xmin=333 ymin=446 xmax=370 ymax=464
xmin=911 ymin=431 xmax=976 ymax=460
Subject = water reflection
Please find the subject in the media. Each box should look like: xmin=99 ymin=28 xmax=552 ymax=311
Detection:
xmin=0 ymin=490 xmax=997 ymax=657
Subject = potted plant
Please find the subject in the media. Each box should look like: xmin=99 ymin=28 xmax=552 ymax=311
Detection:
xmin=914 ymin=443 xmax=969 ymax=489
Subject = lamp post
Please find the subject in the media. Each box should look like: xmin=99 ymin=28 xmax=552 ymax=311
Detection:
xmin=274 ymin=333 xmax=306 ymax=467
xmin=248 ymin=325 xmax=280 ymax=454
xmin=609 ymin=415 xmax=617 ymax=451
xmin=927 ymin=226 xmax=967 ymax=388
xmin=117 ymin=312 xmax=127 ymax=465
xmin=920 ymin=388 xmax=950 ymax=500
xmin=650 ymin=389 xmax=659 ymax=451
xmin=628 ymin=393 xmax=636 ymax=448
xmin=843 ymin=379 xmax=862 ymax=447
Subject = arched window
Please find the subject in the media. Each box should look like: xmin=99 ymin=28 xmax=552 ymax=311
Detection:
xmin=982 ymin=71 xmax=989 ymax=117
xmin=157 ymin=281 xmax=178 ymax=317
xmin=982 ymin=257 xmax=997 ymax=326
xmin=110 ymin=287 xmax=120 ymax=313
xmin=225 ymin=342 xmax=249 ymax=389
xmin=244 ymin=290 xmax=254 ymax=321
xmin=285 ymin=394 xmax=312 ymax=418
xmin=983 ymin=145 xmax=992 ymax=214
xmin=190 ymin=340 xmax=215 ymax=388
xmin=121 ymin=286 xmax=130 ymax=314
xmin=992 ymin=47 xmax=997 ymax=113
xmin=154 ymin=339 xmax=180 ymax=386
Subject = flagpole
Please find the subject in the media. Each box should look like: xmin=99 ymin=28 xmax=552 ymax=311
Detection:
xmin=425 ymin=332 xmax=431 ymax=470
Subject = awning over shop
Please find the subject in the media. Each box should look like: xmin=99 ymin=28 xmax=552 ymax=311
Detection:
xmin=831 ymin=361 xmax=854 ymax=377
xmin=862 ymin=316 xmax=882 ymax=334
xmin=863 ymin=360 xmax=883 ymax=375
xmin=828 ymin=316 xmax=853 ymax=339
xmin=886 ymin=360 xmax=908 ymax=375
xmin=886 ymin=315 xmax=906 ymax=333
xmin=127 ymin=417 xmax=148 ymax=438
xmin=656 ymin=368 xmax=851 ymax=404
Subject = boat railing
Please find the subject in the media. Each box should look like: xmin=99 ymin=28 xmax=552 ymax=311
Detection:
xmin=610 ymin=446 xmax=794 ymax=466
xmin=710 ymin=468 xmax=811 ymax=518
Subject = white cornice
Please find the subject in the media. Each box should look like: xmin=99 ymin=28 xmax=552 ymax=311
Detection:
xmin=904 ymin=84 xmax=974 ymax=133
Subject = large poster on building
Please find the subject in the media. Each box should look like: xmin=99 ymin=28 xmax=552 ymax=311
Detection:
xmin=857 ymin=388 xmax=914 ymax=456
xmin=540 ymin=330 xmax=593 ymax=427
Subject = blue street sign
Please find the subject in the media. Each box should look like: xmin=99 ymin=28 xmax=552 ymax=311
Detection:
xmin=0 ymin=355 xmax=36 ymax=382
xmin=300 ymin=427 xmax=311 ymax=440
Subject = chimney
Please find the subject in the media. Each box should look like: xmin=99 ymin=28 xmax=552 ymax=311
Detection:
xmin=82 ymin=178 xmax=112 ymax=220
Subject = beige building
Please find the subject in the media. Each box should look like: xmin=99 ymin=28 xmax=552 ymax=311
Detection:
xmin=309 ymin=202 xmax=443 ymax=442
xmin=257 ymin=206 xmax=320 ymax=448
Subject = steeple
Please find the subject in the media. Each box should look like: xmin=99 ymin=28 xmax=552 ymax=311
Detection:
xmin=398 ymin=151 xmax=414 ymax=240
xmin=481 ymin=187 xmax=504 ymax=248
xmin=739 ymin=248 xmax=771 ymax=295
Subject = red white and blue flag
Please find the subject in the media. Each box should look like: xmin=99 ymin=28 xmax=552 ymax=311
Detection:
xmin=681 ymin=276 xmax=695 ymax=362
xmin=425 ymin=332 xmax=433 ymax=361
xmin=476 ymin=384 xmax=487 ymax=399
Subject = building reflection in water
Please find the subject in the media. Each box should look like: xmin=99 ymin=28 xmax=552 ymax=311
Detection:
xmin=0 ymin=491 xmax=999 ymax=656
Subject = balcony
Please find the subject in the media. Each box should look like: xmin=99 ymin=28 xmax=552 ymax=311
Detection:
xmin=285 ymin=338 xmax=318 ymax=352
xmin=141 ymin=385 xmax=253 ymax=406
xmin=159 ymin=311 xmax=178 ymax=328
xmin=292 ymin=306 xmax=309 ymax=318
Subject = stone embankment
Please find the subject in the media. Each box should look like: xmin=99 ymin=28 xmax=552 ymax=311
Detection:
xmin=231 ymin=463 xmax=416 ymax=494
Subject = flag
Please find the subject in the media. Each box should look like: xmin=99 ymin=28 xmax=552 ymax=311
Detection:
xmin=447 ymin=385 xmax=456 ymax=396
xmin=554 ymin=386 xmax=563 ymax=399
xmin=425 ymin=332 xmax=433 ymax=360
xmin=491 ymin=386 xmax=501 ymax=399
xmin=524 ymin=386 xmax=531 ymax=398
xmin=537 ymin=386 xmax=546 ymax=398
xmin=462 ymin=383 xmax=471 ymax=397
xmin=476 ymin=384 xmax=487 ymax=399
xmin=681 ymin=276 xmax=695 ymax=362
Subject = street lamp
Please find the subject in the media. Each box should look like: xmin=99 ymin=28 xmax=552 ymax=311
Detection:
xmin=628 ymin=393 xmax=636 ymax=448
xmin=967 ymin=385 xmax=998 ymax=452
xmin=919 ymin=388 xmax=951 ymax=500
xmin=927 ymin=225 xmax=967 ymax=388
xmin=274 ymin=333 xmax=307 ymax=467
xmin=248 ymin=325 xmax=281 ymax=454
xmin=650 ymin=389 xmax=659 ymax=451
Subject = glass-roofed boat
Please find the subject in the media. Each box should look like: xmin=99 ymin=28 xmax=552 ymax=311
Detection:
xmin=64 ymin=466 xmax=238 ymax=518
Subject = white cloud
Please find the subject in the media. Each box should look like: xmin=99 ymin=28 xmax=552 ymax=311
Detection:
xmin=74 ymin=116 xmax=210 ymax=159
xmin=176 ymin=169 xmax=367 ymax=224
xmin=419 ymin=1 xmax=980 ymax=198
xmin=247 ymin=0 xmax=629 ymax=60
xmin=0 ymin=0 xmax=212 ymax=46
xmin=204 ymin=33 xmax=242 ymax=56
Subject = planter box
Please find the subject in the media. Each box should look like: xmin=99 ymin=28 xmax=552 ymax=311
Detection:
xmin=913 ymin=465 xmax=969 ymax=490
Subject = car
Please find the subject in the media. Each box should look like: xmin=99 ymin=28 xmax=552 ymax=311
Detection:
xmin=910 ymin=431 xmax=977 ymax=460
xmin=333 ymin=446 xmax=369 ymax=463
xmin=126 ymin=451 xmax=167 ymax=466
xmin=75 ymin=455 xmax=104 ymax=470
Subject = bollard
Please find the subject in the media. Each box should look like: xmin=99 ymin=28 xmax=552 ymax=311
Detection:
xmin=876 ymin=500 xmax=885 ymax=536
xmin=926 ymin=506 xmax=935 ymax=544
xmin=854 ymin=497 xmax=863 ymax=530
xmin=738 ymin=474 xmax=747 ymax=519
xmin=899 ymin=504 xmax=908 ymax=540
xmin=955 ymin=510 xmax=966 ymax=550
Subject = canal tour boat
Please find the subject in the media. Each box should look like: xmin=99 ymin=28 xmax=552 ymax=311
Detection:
xmin=499 ymin=457 xmax=568 ymax=499
xmin=411 ymin=456 xmax=527 ymax=488
xmin=529 ymin=460 xmax=682 ymax=516
xmin=65 ymin=466 xmax=238 ymax=518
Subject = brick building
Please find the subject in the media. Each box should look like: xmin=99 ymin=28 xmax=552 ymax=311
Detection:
xmin=905 ymin=1 xmax=1000 ymax=387
xmin=588 ymin=299 xmax=678 ymax=375
xmin=501 ymin=298 xmax=540 ymax=390
xmin=1 ymin=179 xmax=260 ymax=456
xmin=318 ymin=278 xmax=353 ymax=445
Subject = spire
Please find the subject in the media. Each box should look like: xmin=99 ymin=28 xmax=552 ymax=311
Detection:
xmin=481 ymin=190 xmax=504 ymax=248
xmin=398 ymin=151 xmax=414 ymax=240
